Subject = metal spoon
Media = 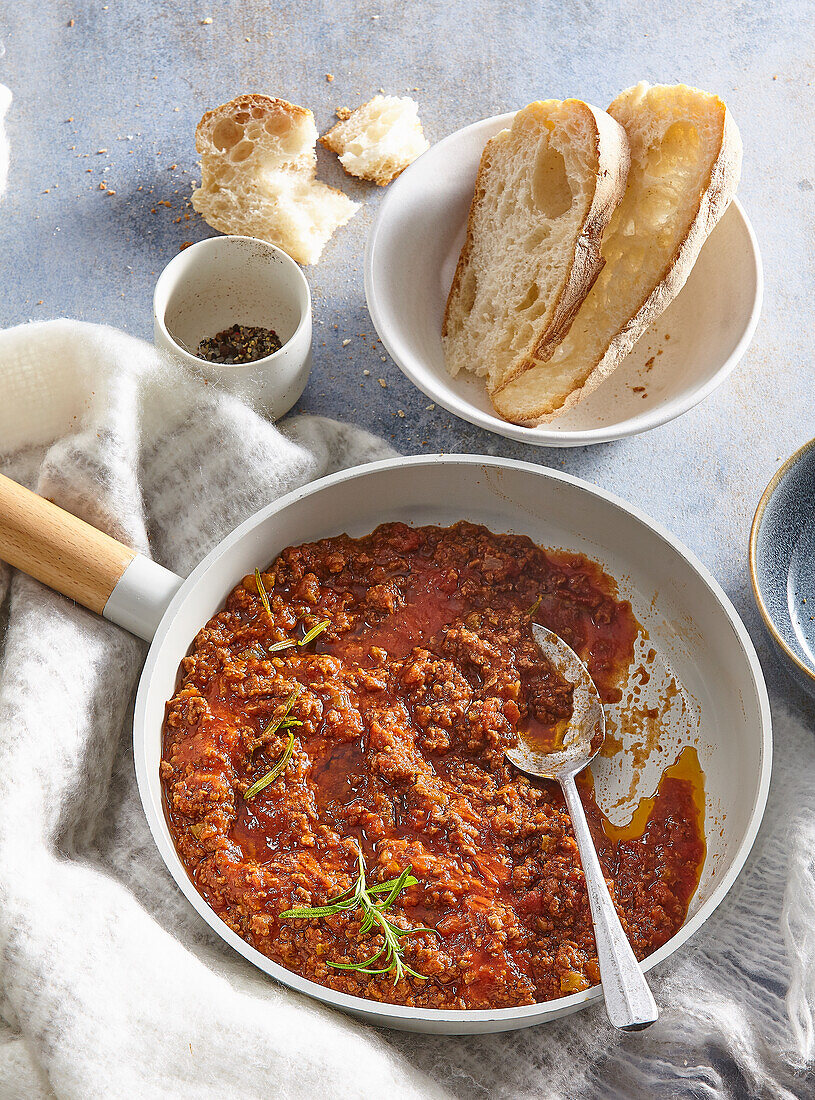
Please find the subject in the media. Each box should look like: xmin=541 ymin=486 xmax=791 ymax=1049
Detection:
xmin=505 ymin=623 xmax=659 ymax=1031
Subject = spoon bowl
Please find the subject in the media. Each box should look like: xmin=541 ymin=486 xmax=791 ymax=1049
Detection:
xmin=506 ymin=624 xmax=659 ymax=1032
xmin=505 ymin=624 xmax=606 ymax=779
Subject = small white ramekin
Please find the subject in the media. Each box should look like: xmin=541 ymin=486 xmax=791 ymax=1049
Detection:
xmin=153 ymin=236 xmax=312 ymax=419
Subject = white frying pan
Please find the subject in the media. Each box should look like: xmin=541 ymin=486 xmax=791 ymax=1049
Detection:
xmin=0 ymin=455 xmax=771 ymax=1034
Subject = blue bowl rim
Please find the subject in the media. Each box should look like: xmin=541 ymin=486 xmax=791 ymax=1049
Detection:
xmin=749 ymin=435 xmax=815 ymax=686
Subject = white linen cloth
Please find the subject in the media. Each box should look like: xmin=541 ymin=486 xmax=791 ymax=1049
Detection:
xmin=0 ymin=320 xmax=814 ymax=1100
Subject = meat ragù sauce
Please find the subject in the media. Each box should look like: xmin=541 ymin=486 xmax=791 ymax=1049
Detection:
xmin=161 ymin=522 xmax=706 ymax=1008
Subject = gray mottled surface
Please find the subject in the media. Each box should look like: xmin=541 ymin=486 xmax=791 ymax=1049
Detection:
xmin=1 ymin=0 xmax=815 ymax=1093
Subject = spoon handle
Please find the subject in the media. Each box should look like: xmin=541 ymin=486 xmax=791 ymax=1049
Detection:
xmin=560 ymin=773 xmax=659 ymax=1031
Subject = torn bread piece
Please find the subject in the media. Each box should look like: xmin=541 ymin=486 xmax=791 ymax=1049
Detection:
xmin=320 ymin=95 xmax=429 ymax=185
xmin=192 ymin=94 xmax=359 ymax=265
xmin=492 ymin=83 xmax=742 ymax=424
xmin=443 ymin=99 xmax=630 ymax=392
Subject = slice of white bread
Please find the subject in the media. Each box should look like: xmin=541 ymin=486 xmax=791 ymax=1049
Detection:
xmin=492 ymin=83 xmax=742 ymax=424
xmin=320 ymin=95 xmax=430 ymax=185
xmin=192 ymin=94 xmax=359 ymax=265
xmin=442 ymin=100 xmax=630 ymax=392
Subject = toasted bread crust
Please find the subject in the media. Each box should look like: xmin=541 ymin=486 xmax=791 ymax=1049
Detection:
xmin=196 ymin=94 xmax=313 ymax=152
xmin=442 ymin=142 xmax=490 ymax=339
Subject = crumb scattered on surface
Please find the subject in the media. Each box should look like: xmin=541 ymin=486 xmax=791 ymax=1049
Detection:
xmin=326 ymin=73 xmax=334 ymax=82
xmin=378 ymin=378 xmax=387 ymax=388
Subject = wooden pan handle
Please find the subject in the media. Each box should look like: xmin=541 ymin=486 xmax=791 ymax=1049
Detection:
xmin=0 ymin=472 xmax=136 ymax=615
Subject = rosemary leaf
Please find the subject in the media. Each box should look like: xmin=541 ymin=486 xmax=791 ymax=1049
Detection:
xmin=267 ymin=639 xmax=297 ymax=653
xmin=299 ymin=619 xmax=330 ymax=647
xmin=254 ymin=568 xmax=273 ymax=618
xmin=282 ymin=899 xmax=356 ymax=919
xmin=527 ymin=594 xmax=543 ymax=617
xmin=244 ymin=731 xmax=294 ymax=800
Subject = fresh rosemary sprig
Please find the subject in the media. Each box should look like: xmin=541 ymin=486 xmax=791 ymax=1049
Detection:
xmin=281 ymin=843 xmax=435 ymax=984
xmin=244 ymin=686 xmax=302 ymax=800
xmin=255 ymin=568 xmax=273 ymax=618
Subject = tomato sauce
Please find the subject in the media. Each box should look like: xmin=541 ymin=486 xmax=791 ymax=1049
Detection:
xmin=161 ymin=522 xmax=705 ymax=1009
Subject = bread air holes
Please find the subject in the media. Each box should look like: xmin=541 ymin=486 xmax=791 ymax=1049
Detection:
xmin=531 ymin=141 xmax=572 ymax=219
xmin=212 ymin=118 xmax=244 ymax=152
xmin=650 ymin=121 xmax=700 ymax=177
xmin=460 ymin=271 xmax=477 ymax=315
xmin=264 ymin=113 xmax=293 ymax=139
xmin=517 ymin=283 xmax=540 ymax=311
xmin=229 ymin=140 xmax=255 ymax=163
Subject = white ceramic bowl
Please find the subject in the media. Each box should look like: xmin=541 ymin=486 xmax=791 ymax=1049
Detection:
xmin=365 ymin=114 xmax=763 ymax=447
xmin=129 ymin=455 xmax=771 ymax=1033
xmin=153 ymin=236 xmax=312 ymax=420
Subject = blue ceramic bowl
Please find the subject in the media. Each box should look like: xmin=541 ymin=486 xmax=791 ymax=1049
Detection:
xmin=750 ymin=437 xmax=815 ymax=695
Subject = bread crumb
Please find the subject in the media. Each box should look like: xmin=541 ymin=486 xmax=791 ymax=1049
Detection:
xmin=426 ymin=404 xmax=435 ymax=410
xmin=363 ymin=369 xmax=370 ymax=376
xmin=180 ymin=242 xmax=194 ymax=250
xmin=335 ymin=107 xmax=352 ymax=121
xmin=201 ymin=17 xmax=213 ymax=24
xmin=96 ymin=148 xmax=107 ymax=154
xmin=342 ymin=338 xmax=351 ymax=346
xmin=397 ymin=410 xmax=405 ymax=417
xmin=326 ymin=74 xmax=334 ymax=83
xmin=378 ymin=378 xmax=387 ymax=387
xmin=67 ymin=18 xmax=74 ymax=26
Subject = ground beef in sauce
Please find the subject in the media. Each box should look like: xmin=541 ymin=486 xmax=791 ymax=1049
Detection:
xmin=161 ymin=521 xmax=705 ymax=1009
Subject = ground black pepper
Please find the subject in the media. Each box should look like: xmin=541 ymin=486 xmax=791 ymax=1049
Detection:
xmin=197 ymin=323 xmax=283 ymax=364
